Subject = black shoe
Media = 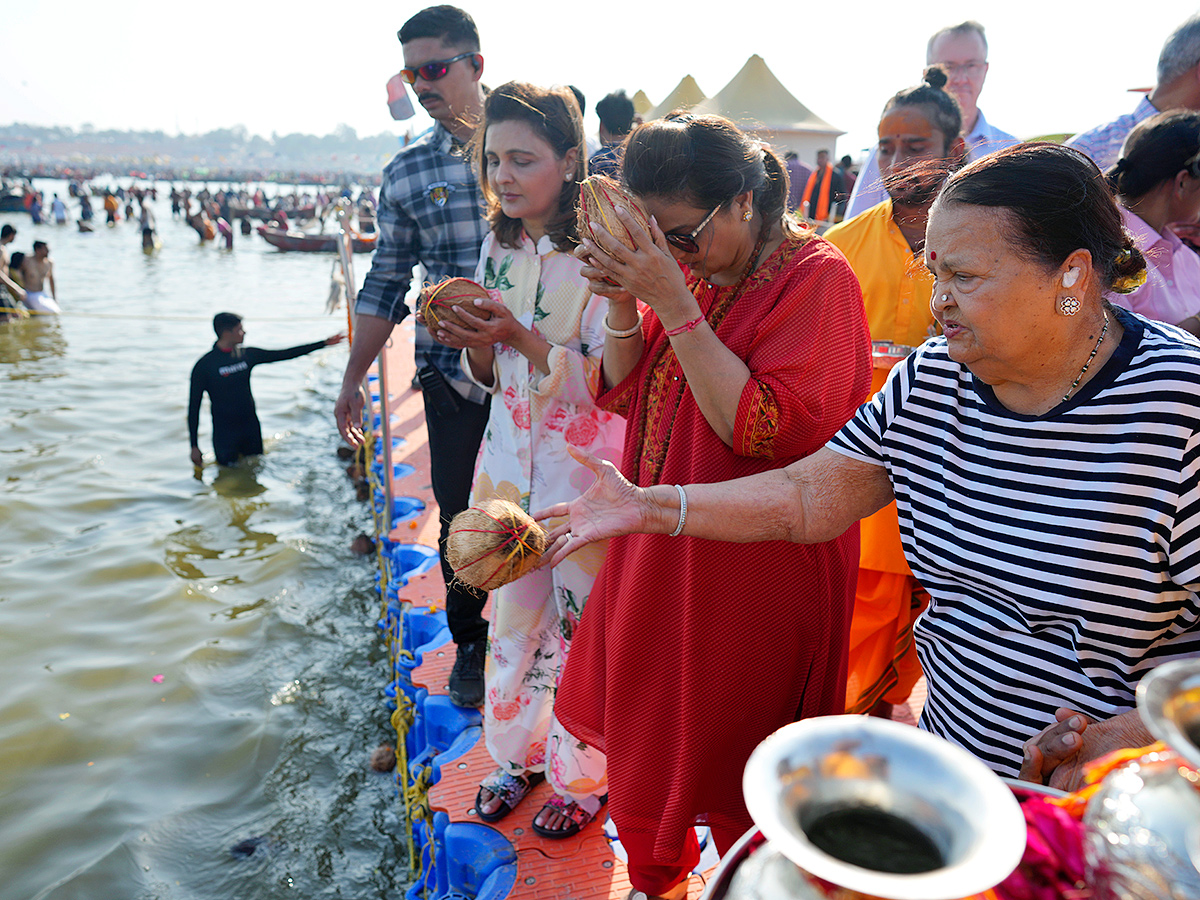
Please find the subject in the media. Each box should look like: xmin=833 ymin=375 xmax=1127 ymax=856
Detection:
xmin=448 ymin=640 xmax=486 ymax=707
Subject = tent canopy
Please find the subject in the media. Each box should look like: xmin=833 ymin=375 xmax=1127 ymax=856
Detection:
xmin=693 ymin=55 xmax=841 ymax=136
xmin=630 ymin=89 xmax=654 ymax=117
xmin=645 ymin=75 xmax=707 ymax=121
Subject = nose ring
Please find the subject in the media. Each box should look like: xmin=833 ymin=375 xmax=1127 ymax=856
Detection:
xmin=940 ymin=294 xmax=949 ymax=303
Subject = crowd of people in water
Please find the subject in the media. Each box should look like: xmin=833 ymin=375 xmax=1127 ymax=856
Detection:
xmin=0 ymin=179 xmax=379 ymax=317
xmin=323 ymin=7 xmax=1200 ymax=900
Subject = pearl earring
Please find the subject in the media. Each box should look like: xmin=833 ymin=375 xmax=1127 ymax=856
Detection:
xmin=1060 ymin=296 xmax=1080 ymax=316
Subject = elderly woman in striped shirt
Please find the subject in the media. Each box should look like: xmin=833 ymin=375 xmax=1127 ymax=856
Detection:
xmin=541 ymin=142 xmax=1200 ymax=796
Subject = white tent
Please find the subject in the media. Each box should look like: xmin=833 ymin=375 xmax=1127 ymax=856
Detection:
xmin=630 ymin=89 xmax=654 ymax=118
xmin=691 ymin=55 xmax=842 ymax=162
xmin=644 ymin=75 xmax=707 ymax=121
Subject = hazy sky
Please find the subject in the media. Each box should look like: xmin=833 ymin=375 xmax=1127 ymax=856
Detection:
xmin=3 ymin=0 xmax=1194 ymax=162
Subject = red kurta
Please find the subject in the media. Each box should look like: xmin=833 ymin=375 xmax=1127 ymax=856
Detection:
xmin=555 ymin=234 xmax=872 ymax=862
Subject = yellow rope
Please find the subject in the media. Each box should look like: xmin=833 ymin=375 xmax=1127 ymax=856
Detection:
xmin=369 ymin=389 xmax=426 ymax=883
xmin=502 ymin=522 xmax=542 ymax=565
xmin=585 ymin=180 xmax=617 ymax=238
xmin=391 ymin=697 xmax=420 ymax=874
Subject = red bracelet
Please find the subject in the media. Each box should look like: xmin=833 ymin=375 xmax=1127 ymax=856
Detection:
xmin=664 ymin=315 xmax=704 ymax=337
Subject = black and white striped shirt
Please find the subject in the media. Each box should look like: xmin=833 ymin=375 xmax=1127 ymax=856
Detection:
xmin=828 ymin=308 xmax=1200 ymax=776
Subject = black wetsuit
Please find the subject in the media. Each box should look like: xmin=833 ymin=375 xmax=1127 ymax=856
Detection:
xmin=188 ymin=340 xmax=324 ymax=465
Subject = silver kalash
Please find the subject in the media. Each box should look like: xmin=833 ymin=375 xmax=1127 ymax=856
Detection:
xmin=1082 ymin=659 xmax=1200 ymax=900
xmin=701 ymin=716 xmax=1026 ymax=900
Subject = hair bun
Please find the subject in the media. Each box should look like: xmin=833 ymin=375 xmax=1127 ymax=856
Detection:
xmin=924 ymin=65 xmax=949 ymax=91
xmin=1110 ymin=242 xmax=1148 ymax=294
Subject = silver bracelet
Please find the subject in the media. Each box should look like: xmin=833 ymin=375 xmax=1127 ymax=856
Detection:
xmin=603 ymin=309 xmax=644 ymax=339
xmin=669 ymin=484 xmax=687 ymax=537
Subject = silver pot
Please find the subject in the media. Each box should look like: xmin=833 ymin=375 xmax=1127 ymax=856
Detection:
xmin=1082 ymin=659 xmax=1200 ymax=899
xmin=703 ymin=716 xmax=1026 ymax=900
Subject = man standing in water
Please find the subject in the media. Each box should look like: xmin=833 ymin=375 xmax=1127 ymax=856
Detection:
xmin=20 ymin=241 xmax=60 ymax=314
xmin=190 ymin=313 xmax=344 ymax=468
xmin=333 ymin=5 xmax=491 ymax=708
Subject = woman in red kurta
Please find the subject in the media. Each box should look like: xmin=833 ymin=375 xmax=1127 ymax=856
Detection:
xmin=557 ymin=114 xmax=871 ymax=899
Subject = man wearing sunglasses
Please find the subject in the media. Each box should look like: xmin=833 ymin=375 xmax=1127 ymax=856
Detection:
xmin=335 ymin=5 xmax=493 ymax=709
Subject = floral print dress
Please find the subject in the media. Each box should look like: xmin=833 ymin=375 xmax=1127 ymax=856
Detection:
xmin=462 ymin=230 xmax=624 ymax=813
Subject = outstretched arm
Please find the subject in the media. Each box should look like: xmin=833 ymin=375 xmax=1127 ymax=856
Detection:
xmin=537 ymin=445 xmax=893 ymax=566
xmin=188 ymin=365 xmax=204 ymax=463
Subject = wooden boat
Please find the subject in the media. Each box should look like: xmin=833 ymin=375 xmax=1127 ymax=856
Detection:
xmin=0 ymin=190 xmax=29 ymax=213
xmin=256 ymin=224 xmax=375 ymax=253
xmin=230 ymin=203 xmax=317 ymax=221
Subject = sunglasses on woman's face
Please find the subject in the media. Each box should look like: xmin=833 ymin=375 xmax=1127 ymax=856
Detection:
xmin=399 ymin=51 xmax=476 ymax=84
xmin=663 ymin=205 xmax=720 ymax=253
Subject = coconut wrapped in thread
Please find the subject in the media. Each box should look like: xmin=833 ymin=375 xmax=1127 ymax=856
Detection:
xmin=419 ymin=277 xmax=493 ymax=329
xmin=577 ymin=175 xmax=653 ymax=251
xmin=446 ymin=499 xmax=548 ymax=590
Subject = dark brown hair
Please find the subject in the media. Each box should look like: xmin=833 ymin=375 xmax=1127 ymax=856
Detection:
xmin=1107 ymin=109 xmax=1200 ymax=200
xmin=398 ymin=5 xmax=479 ymax=50
xmin=620 ymin=112 xmax=806 ymax=239
xmin=473 ymin=81 xmax=584 ymax=252
xmin=935 ymin=142 xmax=1146 ymax=292
xmin=882 ymin=66 xmax=964 ymax=158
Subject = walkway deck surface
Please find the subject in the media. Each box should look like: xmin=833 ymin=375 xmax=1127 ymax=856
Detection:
xmin=372 ymin=319 xmax=926 ymax=899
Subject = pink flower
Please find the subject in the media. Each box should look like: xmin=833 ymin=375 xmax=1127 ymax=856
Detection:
xmin=512 ymin=402 xmax=532 ymax=430
xmin=564 ymin=415 xmax=598 ymax=447
xmin=503 ymin=386 xmax=519 ymax=410
xmin=525 ymin=740 xmax=546 ymax=768
xmin=492 ymin=700 xmax=523 ymax=721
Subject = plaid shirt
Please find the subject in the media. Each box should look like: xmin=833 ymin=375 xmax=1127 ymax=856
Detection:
xmin=356 ymin=122 xmax=490 ymax=403
xmin=1065 ymin=95 xmax=1158 ymax=172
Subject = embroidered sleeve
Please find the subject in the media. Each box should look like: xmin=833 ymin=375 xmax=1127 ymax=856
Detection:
xmin=734 ymin=380 xmax=783 ymax=458
xmin=729 ymin=241 xmax=872 ymax=460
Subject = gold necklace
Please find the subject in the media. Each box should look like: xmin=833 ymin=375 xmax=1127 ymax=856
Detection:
xmin=1061 ymin=309 xmax=1109 ymax=403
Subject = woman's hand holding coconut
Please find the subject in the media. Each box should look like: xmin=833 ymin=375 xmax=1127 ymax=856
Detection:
xmin=582 ymin=193 xmax=784 ymax=448
xmin=431 ymin=294 xmax=553 ymax=385
xmin=580 ymin=205 xmax=698 ymax=327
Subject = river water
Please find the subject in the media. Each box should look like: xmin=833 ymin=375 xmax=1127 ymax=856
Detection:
xmin=0 ymin=180 xmax=408 ymax=900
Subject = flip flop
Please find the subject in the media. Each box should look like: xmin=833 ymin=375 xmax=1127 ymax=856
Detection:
xmin=530 ymin=792 xmax=607 ymax=839
xmin=474 ymin=768 xmax=544 ymax=823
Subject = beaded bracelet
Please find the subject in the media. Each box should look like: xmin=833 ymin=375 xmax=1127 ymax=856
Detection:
xmin=664 ymin=315 xmax=704 ymax=337
xmin=669 ymin=484 xmax=688 ymax=537
xmin=604 ymin=310 xmax=644 ymax=339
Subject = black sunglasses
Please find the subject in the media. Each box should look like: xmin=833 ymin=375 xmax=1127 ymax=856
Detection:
xmin=663 ymin=205 xmax=720 ymax=254
xmin=399 ymin=51 xmax=477 ymax=85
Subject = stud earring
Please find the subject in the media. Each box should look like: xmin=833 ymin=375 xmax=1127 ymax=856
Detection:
xmin=742 ymin=210 xmax=752 ymax=221
xmin=1060 ymin=296 xmax=1080 ymax=316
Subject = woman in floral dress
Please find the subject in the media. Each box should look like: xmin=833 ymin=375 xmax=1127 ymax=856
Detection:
xmin=428 ymin=81 xmax=624 ymax=838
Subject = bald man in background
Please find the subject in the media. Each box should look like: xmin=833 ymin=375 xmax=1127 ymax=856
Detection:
xmin=844 ymin=20 xmax=1018 ymax=219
